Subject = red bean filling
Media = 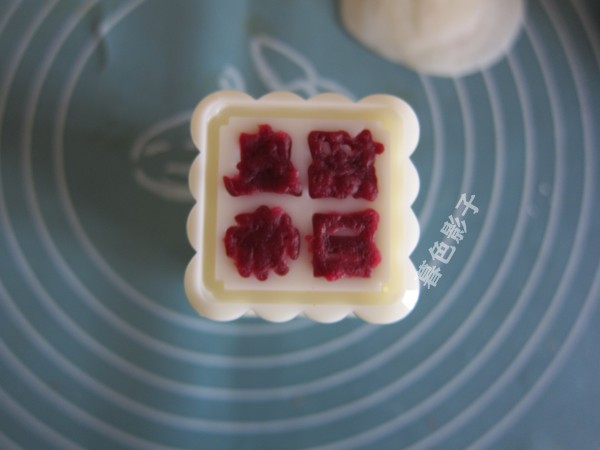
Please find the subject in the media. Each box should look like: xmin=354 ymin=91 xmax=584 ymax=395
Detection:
xmin=224 ymin=205 xmax=300 ymax=280
xmin=308 ymin=209 xmax=381 ymax=280
xmin=308 ymin=129 xmax=383 ymax=200
xmin=224 ymin=124 xmax=302 ymax=196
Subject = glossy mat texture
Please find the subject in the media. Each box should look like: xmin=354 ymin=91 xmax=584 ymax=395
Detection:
xmin=0 ymin=1 xmax=599 ymax=449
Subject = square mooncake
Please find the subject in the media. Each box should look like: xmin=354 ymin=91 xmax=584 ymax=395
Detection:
xmin=186 ymin=91 xmax=420 ymax=323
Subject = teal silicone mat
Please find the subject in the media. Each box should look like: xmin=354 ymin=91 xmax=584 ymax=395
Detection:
xmin=1 ymin=1 xmax=599 ymax=449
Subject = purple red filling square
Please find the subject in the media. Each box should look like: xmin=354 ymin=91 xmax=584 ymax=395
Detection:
xmin=308 ymin=209 xmax=381 ymax=281
xmin=224 ymin=206 xmax=300 ymax=281
xmin=223 ymin=124 xmax=302 ymax=197
xmin=308 ymin=129 xmax=383 ymax=200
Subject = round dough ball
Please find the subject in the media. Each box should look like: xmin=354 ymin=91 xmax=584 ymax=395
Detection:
xmin=340 ymin=0 xmax=525 ymax=77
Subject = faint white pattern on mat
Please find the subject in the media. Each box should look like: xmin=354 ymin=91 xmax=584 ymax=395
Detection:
xmin=131 ymin=35 xmax=350 ymax=201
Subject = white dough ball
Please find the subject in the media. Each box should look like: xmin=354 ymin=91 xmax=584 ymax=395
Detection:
xmin=340 ymin=0 xmax=525 ymax=77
